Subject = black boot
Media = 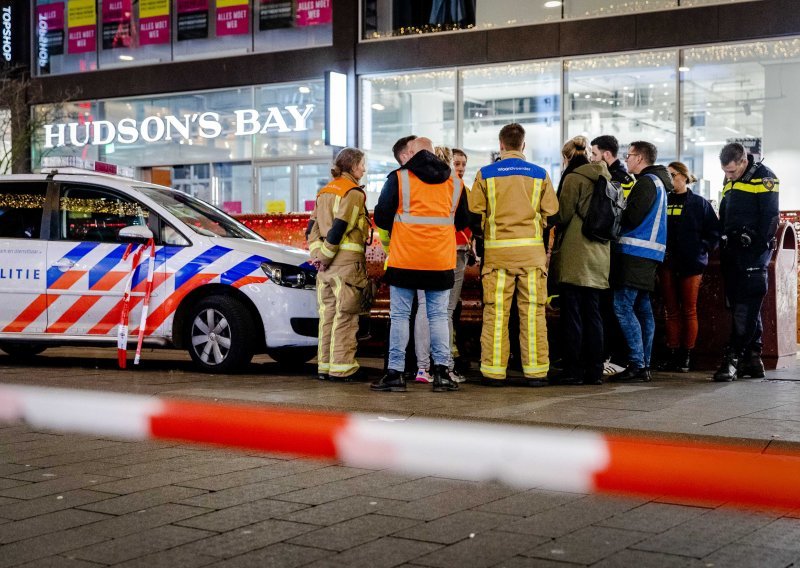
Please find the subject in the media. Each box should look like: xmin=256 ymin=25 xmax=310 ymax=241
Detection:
xmin=370 ymin=369 xmax=407 ymax=392
xmin=738 ymin=349 xmax=765 ymax=379
xmin=317 ymin=373 xmax=329 ymax=381
xmin=432 ymin=365 xmax=459 ymax=392
xmin=712 ymin=349 xmax=739 ymax=382
xmin=677 ymin=349 xmax=691 ymax=373
xmin=655 ymin=348 xmax=679 ymax=372
xmin=608 ymin=364 xmax=651 ymax=383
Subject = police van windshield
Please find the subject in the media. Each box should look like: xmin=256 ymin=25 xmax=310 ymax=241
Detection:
xmin=136 ymin=186 xmax=262 ymax=240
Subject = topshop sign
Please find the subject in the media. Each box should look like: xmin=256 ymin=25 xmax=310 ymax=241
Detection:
xmin=42 ymin=104 xmax=316 ymax=148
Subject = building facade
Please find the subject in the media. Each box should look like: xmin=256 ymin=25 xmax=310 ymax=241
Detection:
xmin=13 ymin=0 xmax=800 ymax=214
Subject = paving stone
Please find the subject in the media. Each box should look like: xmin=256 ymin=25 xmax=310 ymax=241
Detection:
xmin=278 ymin=495 xmax=406 ymax=526
xmin=701 ymin=543 xmax=800 ymax=568
xmin=203 ymin=542 xmax=330 ymax=568
xmin=498 ymin=495 xmax=645 ymax=538
xmin=278 ymin=466 xmax=375 ymax=488
xmin=177 ymin=499 xmax=309 ymax=532
xmin=306 ymin=537 xmax=443 ymax=568
xmin=412 ymin=529 xmax=542 ymax=568
xmin=81 ymin=503 xmax=211 ymax=538
xmin=102 ymin=447 xmax=209 ymax=465
xmin=272 ymin=470 xmax=422 ymax=505
xmin=78 ymin=485 xmax=208 ymax=515
xmin=632 ymin=508 xmax=776 ymax=558
xmin=89 ymin=470 xmax=208 ymax=495
xmin=0 ymin=478 xmax=30 ymax=490
xmin=524 ymin=525 xmax=649 ymax=565
xmin=494 ymin=557 xmax=589 ymax=568
xmin=0 ymin=464 xmax=35 ymax=476
xmin=0 ymin=474 xmax=119 ymax=500
xmin=0 ymin=508 xmax=110 ymax=543
xmin=111 ymin=546 xmax=219 ymax=568
xmin=474 ymin=489 xmax=585 ymax=517
xmin=70 ymin=524 xmax=213 ymax=564
xmin=181 ymin=519 xmax=318 ymax=558
xmin=5 ymin=440 xmax=125 ymax=463
xmin=597 ymin=502 xmax=707 ymax=533
xmin=178 ymin=480 xmax=298 ymax=509
xmin=0 ymin=496 xmax=20 ymax=507
xmin=288 ymin=513 xmax=421 ymax=552
xmin=738 ymin=517 xmax=800 ymax=550
xmin=16 ymin=556 xmax=106 ymax=568
xmin=592 ymin=549 xmax=708 ymax=568
xmin=0 ymin=489 xmax=111 ymax=520
xmin=5 ymin=461 xmax=121 ymax=481
xmin=0 ymin=525 xmax=109 ymax=568
xmin=369 ymin=477 xmax=472 ymax=501
xmin=393 ymin=510 xmax=522 ymax=544
xmin=176 ymin=461 xmax=331 ymax=491
xmin=379 ymin=485 xmax=516 ymax=521
xmin=21 ymin=444 xmax=135 ymax=468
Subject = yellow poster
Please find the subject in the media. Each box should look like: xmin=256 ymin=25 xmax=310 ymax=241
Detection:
xmin=266 ymin=200 xmax=287 ymax=213
xmin=67 ymin=0 xmax=96 ymax=28
xmin=140 ymin=0 xmax=170 ymax=19
xmin=217 ymin=0 xmax=248 ymax=7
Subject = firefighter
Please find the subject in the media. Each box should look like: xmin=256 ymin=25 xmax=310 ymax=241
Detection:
xmin=307 ymin=147 xmax=371 ymax=382
xmin=713 ymin=142 xmax=780 ymax=382
xmin=468 ymin=123 xmax=559 ymax=385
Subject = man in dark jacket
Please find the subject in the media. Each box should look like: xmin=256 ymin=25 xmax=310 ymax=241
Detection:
xmin=609 ymin=141 xmax=672 ymax=383
xmin=591 ymin=135 xmax=636 ymax=197
xmin=713 ymin=143 xmax=780 ymax=381
xmin=371 ymin=137 xmax=470 ymax=393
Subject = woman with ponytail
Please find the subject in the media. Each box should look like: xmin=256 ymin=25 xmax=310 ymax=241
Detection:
xmin=656 ymin=161 xmax=720 ymax=372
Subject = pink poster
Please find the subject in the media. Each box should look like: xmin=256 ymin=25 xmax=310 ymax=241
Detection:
xmin=216 ymin=0 xmax=249 ymax=36
xmin=67 ymin=0 xmax=97 ymax=54
xmin=36 ymin=2 xmax=65 ymax=64
xmin=102 ymin=0 xmax=133 ymax=49
xmin=296 ymin=0 xmax=332 ymax=27
xmin=139 ymin=0 xmax=170 ymax=45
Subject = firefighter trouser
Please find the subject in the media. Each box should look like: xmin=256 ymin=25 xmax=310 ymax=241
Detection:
xmin=480 ymin=266 xmax=549 ymax=379
xmin=317 ymin=260 xmax=367 ymax=377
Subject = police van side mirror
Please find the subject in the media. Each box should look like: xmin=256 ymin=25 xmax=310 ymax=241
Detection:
xmin=119 ymin=225 xmax=153 ymax=242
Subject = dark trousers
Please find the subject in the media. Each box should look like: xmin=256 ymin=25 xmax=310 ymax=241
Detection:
xmin=560 ymin=284 xmax=604 ymax=381
xmin=722 ymin=262 xmax=768 ymax=355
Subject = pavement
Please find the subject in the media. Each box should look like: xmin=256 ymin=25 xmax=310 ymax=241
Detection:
xmin=1 ymin=347 xmax=800 ymax=567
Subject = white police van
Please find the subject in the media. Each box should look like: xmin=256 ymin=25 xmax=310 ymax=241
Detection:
xmin=0 ymin=158 xmax=319 ymax=372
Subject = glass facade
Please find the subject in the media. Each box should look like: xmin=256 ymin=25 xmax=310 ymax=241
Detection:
xmin=361 ymin=37 xmax=799 ymax=210
xmin=33 ymin=0 xmax=333 ymax=76
xmin=33 ymin=79 xmax=335 ymax=214
xmin=362 ymin=0 xmax=757 ymax=40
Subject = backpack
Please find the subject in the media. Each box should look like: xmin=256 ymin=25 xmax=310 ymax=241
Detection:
xmin=580 ymin=176 xmax=626 ymax=243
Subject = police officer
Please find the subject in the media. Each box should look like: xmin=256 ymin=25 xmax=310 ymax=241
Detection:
xmin=307 ymin=147 xmax=371 ymax=382
xmin=713 ymin=143 xmax=780 ymax=382
xmin=468 ymin=123 xmax=559 ymax=385
xmin=591 ymin=135 xmax=636 ymax=198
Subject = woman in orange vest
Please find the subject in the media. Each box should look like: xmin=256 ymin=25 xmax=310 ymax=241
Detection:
xmin=307 ymin=148 xmax=370 ymax=382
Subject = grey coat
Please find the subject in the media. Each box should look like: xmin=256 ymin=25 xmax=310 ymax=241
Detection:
xmin=552 ymin=162 xmax=611 ymax=289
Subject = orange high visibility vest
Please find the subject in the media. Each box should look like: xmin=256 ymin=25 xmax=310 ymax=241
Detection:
xmin=318 ymin=177 xmax=361 ymax=198
xmin=387 ymin=169 xmax=462 ymax=271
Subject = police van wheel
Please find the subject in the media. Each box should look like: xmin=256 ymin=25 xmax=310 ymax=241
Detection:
xmin=186 ymin=295 xmax=254 ymax=373
xmin=0 ymin=342 xmax=47 ymax=360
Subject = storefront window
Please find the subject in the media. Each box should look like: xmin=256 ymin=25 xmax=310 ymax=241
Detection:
xmin=461 ymin=62 xmax=561 ymax=183
xmin=253 ymin=80 xmax=325 ymax=160
xmin=360 ymin=70 xmax=456 ymax=207
xmin=564 ymin=0 xmax=676 ymax=19
xmin=254 ymin=0 xmax=333 ymax=53
xmin=35 ymin=0 xmax=98 ymax=75
xmin=682 ymin=39 xmax=800 ymax=209
xmin=98 ymin=0 xmax=172 ymax=69
xmin=565 ymin=50 xmax=678 ymax=172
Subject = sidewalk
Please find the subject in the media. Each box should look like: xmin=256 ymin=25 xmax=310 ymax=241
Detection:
xmin=1 ymin=348 xmax=800 ymax=567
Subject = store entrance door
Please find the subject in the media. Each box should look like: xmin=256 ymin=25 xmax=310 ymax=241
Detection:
xmin=257 ymin=161 xmax=330 ymax=214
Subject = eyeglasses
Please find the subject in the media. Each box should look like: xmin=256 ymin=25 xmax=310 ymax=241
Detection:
xmin=624 ymin=153 xmax=640 ymax=160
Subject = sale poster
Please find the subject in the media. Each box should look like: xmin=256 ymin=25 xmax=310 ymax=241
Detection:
xmin=259 ymin=0 xmax=292 ymax=30
xmin=102 ymin=0 xmax=132 ymax=49
xmin=216 ymin=0 xmax=249 ymax=36
xmin=296 ymin=0 xmax=331 ymax=27
xmin=177 ymin=0 xmax=209 ymax=41
xmin=67 ymin=0 xmax=96 ymax=54
xmin=139 ymin=0 xmax=170 ymax=45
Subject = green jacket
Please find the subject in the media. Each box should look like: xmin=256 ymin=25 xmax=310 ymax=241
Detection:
xmin=552 ymin=162 xmax=611 ymax=289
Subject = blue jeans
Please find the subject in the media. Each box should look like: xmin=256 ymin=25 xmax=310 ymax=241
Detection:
xmin=389 ymin=286 xmax=450 ymax=373
xmin=613 ymin=286 xmax=655 ymax=369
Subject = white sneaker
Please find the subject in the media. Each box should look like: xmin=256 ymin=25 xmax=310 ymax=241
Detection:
xmin=603 ymin=360 xmax=626 ymax=376
xmin=448 ymin=369 xmax=466 ymax=383
xmin=415 ymin=369 xmax=432 ymax=383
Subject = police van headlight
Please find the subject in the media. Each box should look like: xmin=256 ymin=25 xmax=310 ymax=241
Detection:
xmin=261 ymin=262 xmax=317 ymax=289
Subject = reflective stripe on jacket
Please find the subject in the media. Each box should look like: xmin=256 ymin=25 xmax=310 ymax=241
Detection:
xmin=387 ymin=169 xmax=461 ymax=271
xmin=617 ymin=173 xmax=667 ymax=262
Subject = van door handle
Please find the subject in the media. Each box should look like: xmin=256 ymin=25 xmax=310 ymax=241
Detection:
xmin=53 ymin=258 xmax=75 ymax=272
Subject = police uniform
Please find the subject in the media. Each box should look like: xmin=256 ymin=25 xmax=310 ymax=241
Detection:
xmin=307 ymin=173 xmax=370 ymax=379
xmin=714 ymin=155 xmax=780 ymax=381
xmin=608 ymin=158 xmax=636 ymax=199
xmin=468 ymin=150 xmax=559 ymax=381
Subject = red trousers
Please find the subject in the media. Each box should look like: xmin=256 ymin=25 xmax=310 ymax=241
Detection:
xmin=658 ymin=266 xmax=702 ymax=350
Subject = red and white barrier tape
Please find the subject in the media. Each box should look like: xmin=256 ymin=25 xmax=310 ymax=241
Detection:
xmin=1 ymin=384 xmax=799 ymax=511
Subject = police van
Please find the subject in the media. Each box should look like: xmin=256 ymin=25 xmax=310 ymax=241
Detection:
xmin=0 ymin=158 xmax=319 ymax=372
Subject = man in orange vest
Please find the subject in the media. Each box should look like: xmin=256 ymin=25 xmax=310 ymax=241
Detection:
xmin=469 ymin=123 xmax=559 ymax=385
xmin=371 ymin=137 xmax=470 ymax=392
